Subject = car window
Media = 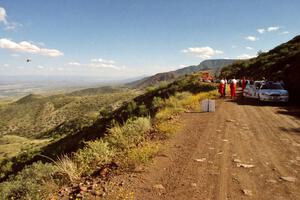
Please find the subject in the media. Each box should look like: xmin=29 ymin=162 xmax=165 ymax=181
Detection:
xmin=254 ymin=82 xmax=262 ymax=88
xmin=261 ymin=84 xmax=283 ymax=90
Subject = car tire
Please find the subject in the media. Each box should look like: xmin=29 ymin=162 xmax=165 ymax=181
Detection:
xmin=258 ymin=95 xmax=264 ymax=105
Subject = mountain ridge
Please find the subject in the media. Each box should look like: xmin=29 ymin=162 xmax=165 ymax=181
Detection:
xmin=128 ymin=59 xmax=236 ymax=88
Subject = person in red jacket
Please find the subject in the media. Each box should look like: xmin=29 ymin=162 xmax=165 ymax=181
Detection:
xmin=219 ymin=78 xmax=225 ymax=98
xmin=230 ymin=78 xmax=237 ymax=99
xmin=242 ymin=76 xmax=247 ymax=91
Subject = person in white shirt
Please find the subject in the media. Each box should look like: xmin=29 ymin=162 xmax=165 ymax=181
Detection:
xmin=219 ymin=79 xmax=225 ymax=97
xmin=230 ymin=78 xmax=237 ymax=99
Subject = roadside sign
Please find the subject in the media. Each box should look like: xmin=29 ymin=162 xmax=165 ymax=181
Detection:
xmin=202 ymin=99 xmax=215 ymax=112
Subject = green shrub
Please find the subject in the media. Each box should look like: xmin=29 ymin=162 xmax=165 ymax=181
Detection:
xmin=138 ymin=103 xmax=148 ymax=116
xmin=152 ymin=96 xmax=165 ymax=110
xmin=105 ymin=117 xmax=151 ymax=151
xmin=145 ymin=86 xmax=156 ymax=92
xmin=74 ymin=140 xmax=114 ymax=175
xmin=0 ymin=161 xmax=59 ymax=200
xmin=123 ymin=143 xmax=159 ymax=169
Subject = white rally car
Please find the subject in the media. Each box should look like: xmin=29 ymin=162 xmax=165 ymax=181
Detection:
xmin=243 ymin=81 xmax=289 ymax=102
xmin=257 ymin=82 xmax=289 ymax=102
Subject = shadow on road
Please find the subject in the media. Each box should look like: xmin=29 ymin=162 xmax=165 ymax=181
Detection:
xmin=279 ymin=127 xmax=300 ymax=134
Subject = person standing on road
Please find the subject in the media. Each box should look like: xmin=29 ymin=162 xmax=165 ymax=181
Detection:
xmin=219 ymin=78 xmax=225 ymax=98
xmin=230 ymin=78 xmax=237 ymax=99
xmin=224 ymin=78 xmax=227 ymax=97
xmin=242 ymin=76 xmax=247 ymax=91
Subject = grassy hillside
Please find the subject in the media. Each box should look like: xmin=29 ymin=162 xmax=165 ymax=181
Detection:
xmin=0 ymin=86 xmax=139 ymax=175
xmin=0 ymin=74 xmax=216 ymax=182
xmin=0 ymin=73 xmax=218 ymax=199
xmin=0 ymin=86 xmax=136 ymax=139
xmin=128 ymin=59 xmax=236 ymax=88
xmin=220 ymin=35 xmax=300 ymax=102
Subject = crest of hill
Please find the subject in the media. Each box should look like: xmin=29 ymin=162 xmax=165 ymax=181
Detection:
xmin=15 ymin=94 xmax=43 ymax=104
xmin=220 ymin=35 xmax=300 ymax=102
xmin=68 ymin=86 xmax=128 ymax=96
xmin=128 ymin=59 xmax=236 ymax=88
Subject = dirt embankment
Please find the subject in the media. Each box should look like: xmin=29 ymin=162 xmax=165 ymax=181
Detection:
xmin=118 ymin=96 xmax=300 ymax=200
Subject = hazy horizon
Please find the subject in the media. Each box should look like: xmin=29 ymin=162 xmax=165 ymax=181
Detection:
xmin=1 ymin=0 xmax=300 ymax=78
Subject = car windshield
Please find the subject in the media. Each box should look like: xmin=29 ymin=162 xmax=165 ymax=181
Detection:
xmin=255 ymin=82 xmax=262 ymax=88
xmin=261 ymin=84 xmax=283 ymax=90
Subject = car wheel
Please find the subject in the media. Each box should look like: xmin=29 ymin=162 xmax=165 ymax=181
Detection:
xmin=258 ymin=95 xmax=263 ymax=105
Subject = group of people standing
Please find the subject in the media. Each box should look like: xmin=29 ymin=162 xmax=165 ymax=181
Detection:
xmin=218 ymin=77 xmax=241 ymax=99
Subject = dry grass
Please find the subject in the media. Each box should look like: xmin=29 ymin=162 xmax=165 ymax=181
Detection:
xmin=53 ymin=155 xmax=82 ymax=182
xmin=123 ymin=142 xmax=160 ymax=169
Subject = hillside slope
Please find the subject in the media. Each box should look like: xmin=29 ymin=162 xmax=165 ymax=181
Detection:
xmin=220 ymin=35 xmax=300 ymax=102
xmin=128 ymin=59 xmax=236 ymax=88
xmin=0 ymin=86 xmax=136 ymax=139
xmin=0 ymin=74 xmax=216 ymax=181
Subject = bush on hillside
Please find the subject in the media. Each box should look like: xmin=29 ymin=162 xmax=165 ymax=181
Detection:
xmin=105 ymin=117 xmax=151 ymax=151
xmin=74 ymin=140 xmax=115 ymax=175
xmin=0 ymin=162 xmax=59 ymax=200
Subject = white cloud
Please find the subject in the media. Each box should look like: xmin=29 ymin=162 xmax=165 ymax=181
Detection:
xmin=237 ymin=54 xmax=256 ymax=59
xmin=0 ymin=38 xmax=63 ymax=57
xmin=181 ymin=46 xmax=223 ymax=58
xmin=246 ymin=46 xmax=253 ymax=50
xmin=257 ymin=26 xmax=280 ymax=34
xmin=257 ymin=28 xmax=265 ymax=34
xmin=0 ymin=7 xmax=22 ymax=30
xmin=3 ymin=63 xmax=9 ymax=67
xmin=58 ymin=67 xmax=64 ymax=71
xmin=0 ymin=7 xmax=8 ymax=24
xmin=89 ymin=58 xmax=125 ymax=70
xmin=91 ymin=58 xmax=115 ymax=64
xmin=267 ymin=26 xmax=280 ymax=32
xmin=68 ymin=62 xmax=81 ymax=66
xmin=280 ymin=31 xmax=290 ymax=35
xmin=245 ymin=36 xmax=258 ymax=41
xmin=37 ymin=65 xmax=44 ymax=69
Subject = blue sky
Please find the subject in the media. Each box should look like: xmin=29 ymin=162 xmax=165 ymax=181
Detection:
xmin=0 ymin=0 xmax=299 ymax=78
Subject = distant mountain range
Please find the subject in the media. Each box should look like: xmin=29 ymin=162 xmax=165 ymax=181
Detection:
xmin=127 ymin=59 xmax=236 ymax=88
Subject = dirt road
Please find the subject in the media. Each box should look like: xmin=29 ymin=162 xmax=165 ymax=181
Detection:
xmin=123 ymin=96 xmax=300 ymax=200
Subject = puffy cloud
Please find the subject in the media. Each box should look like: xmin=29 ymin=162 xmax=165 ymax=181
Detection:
xmin=91 ymin=58 xmax=115 ymax=64
xmin=246 ymin=46 xmax=253 ymax=50
xmin=245 ymin=36 xmax=258 ymax=41
xmin=257 ymin=28 xmax=265 ymax=34
xmin=280 ymin=31 xmax=290 ymax=35
xmin=0 ymin=38 xmax=63 ymax=57
xmin=0 ymin=7 xmax=21 ymax=30
xmin=68 ymin=62 xmax=81 ymax=66
xmin=267 ymin=26 xmax=280 ymax=32
xmin=257 ymin=26 xmax=280 ymax=34
xmin=0 ymin=7 xmax=7 ymax=24
xmin=89 ymin=58 xmax=125 ymax=70
xmin=237 ymin=54 xmax=256 ymax=59
xmin=181 ymin=46 xmax=223 ymax=58
xmin=37 ymin=65 xmax=44 ymax=69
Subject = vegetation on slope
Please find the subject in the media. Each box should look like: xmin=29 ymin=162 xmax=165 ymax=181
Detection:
xmin=0 ymin=86 xmax=139 ymax=179
xmin=220 ymin=35 xmax=300 ymax=102
xmin=0 ymin=74 xmax=218 ymax=199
